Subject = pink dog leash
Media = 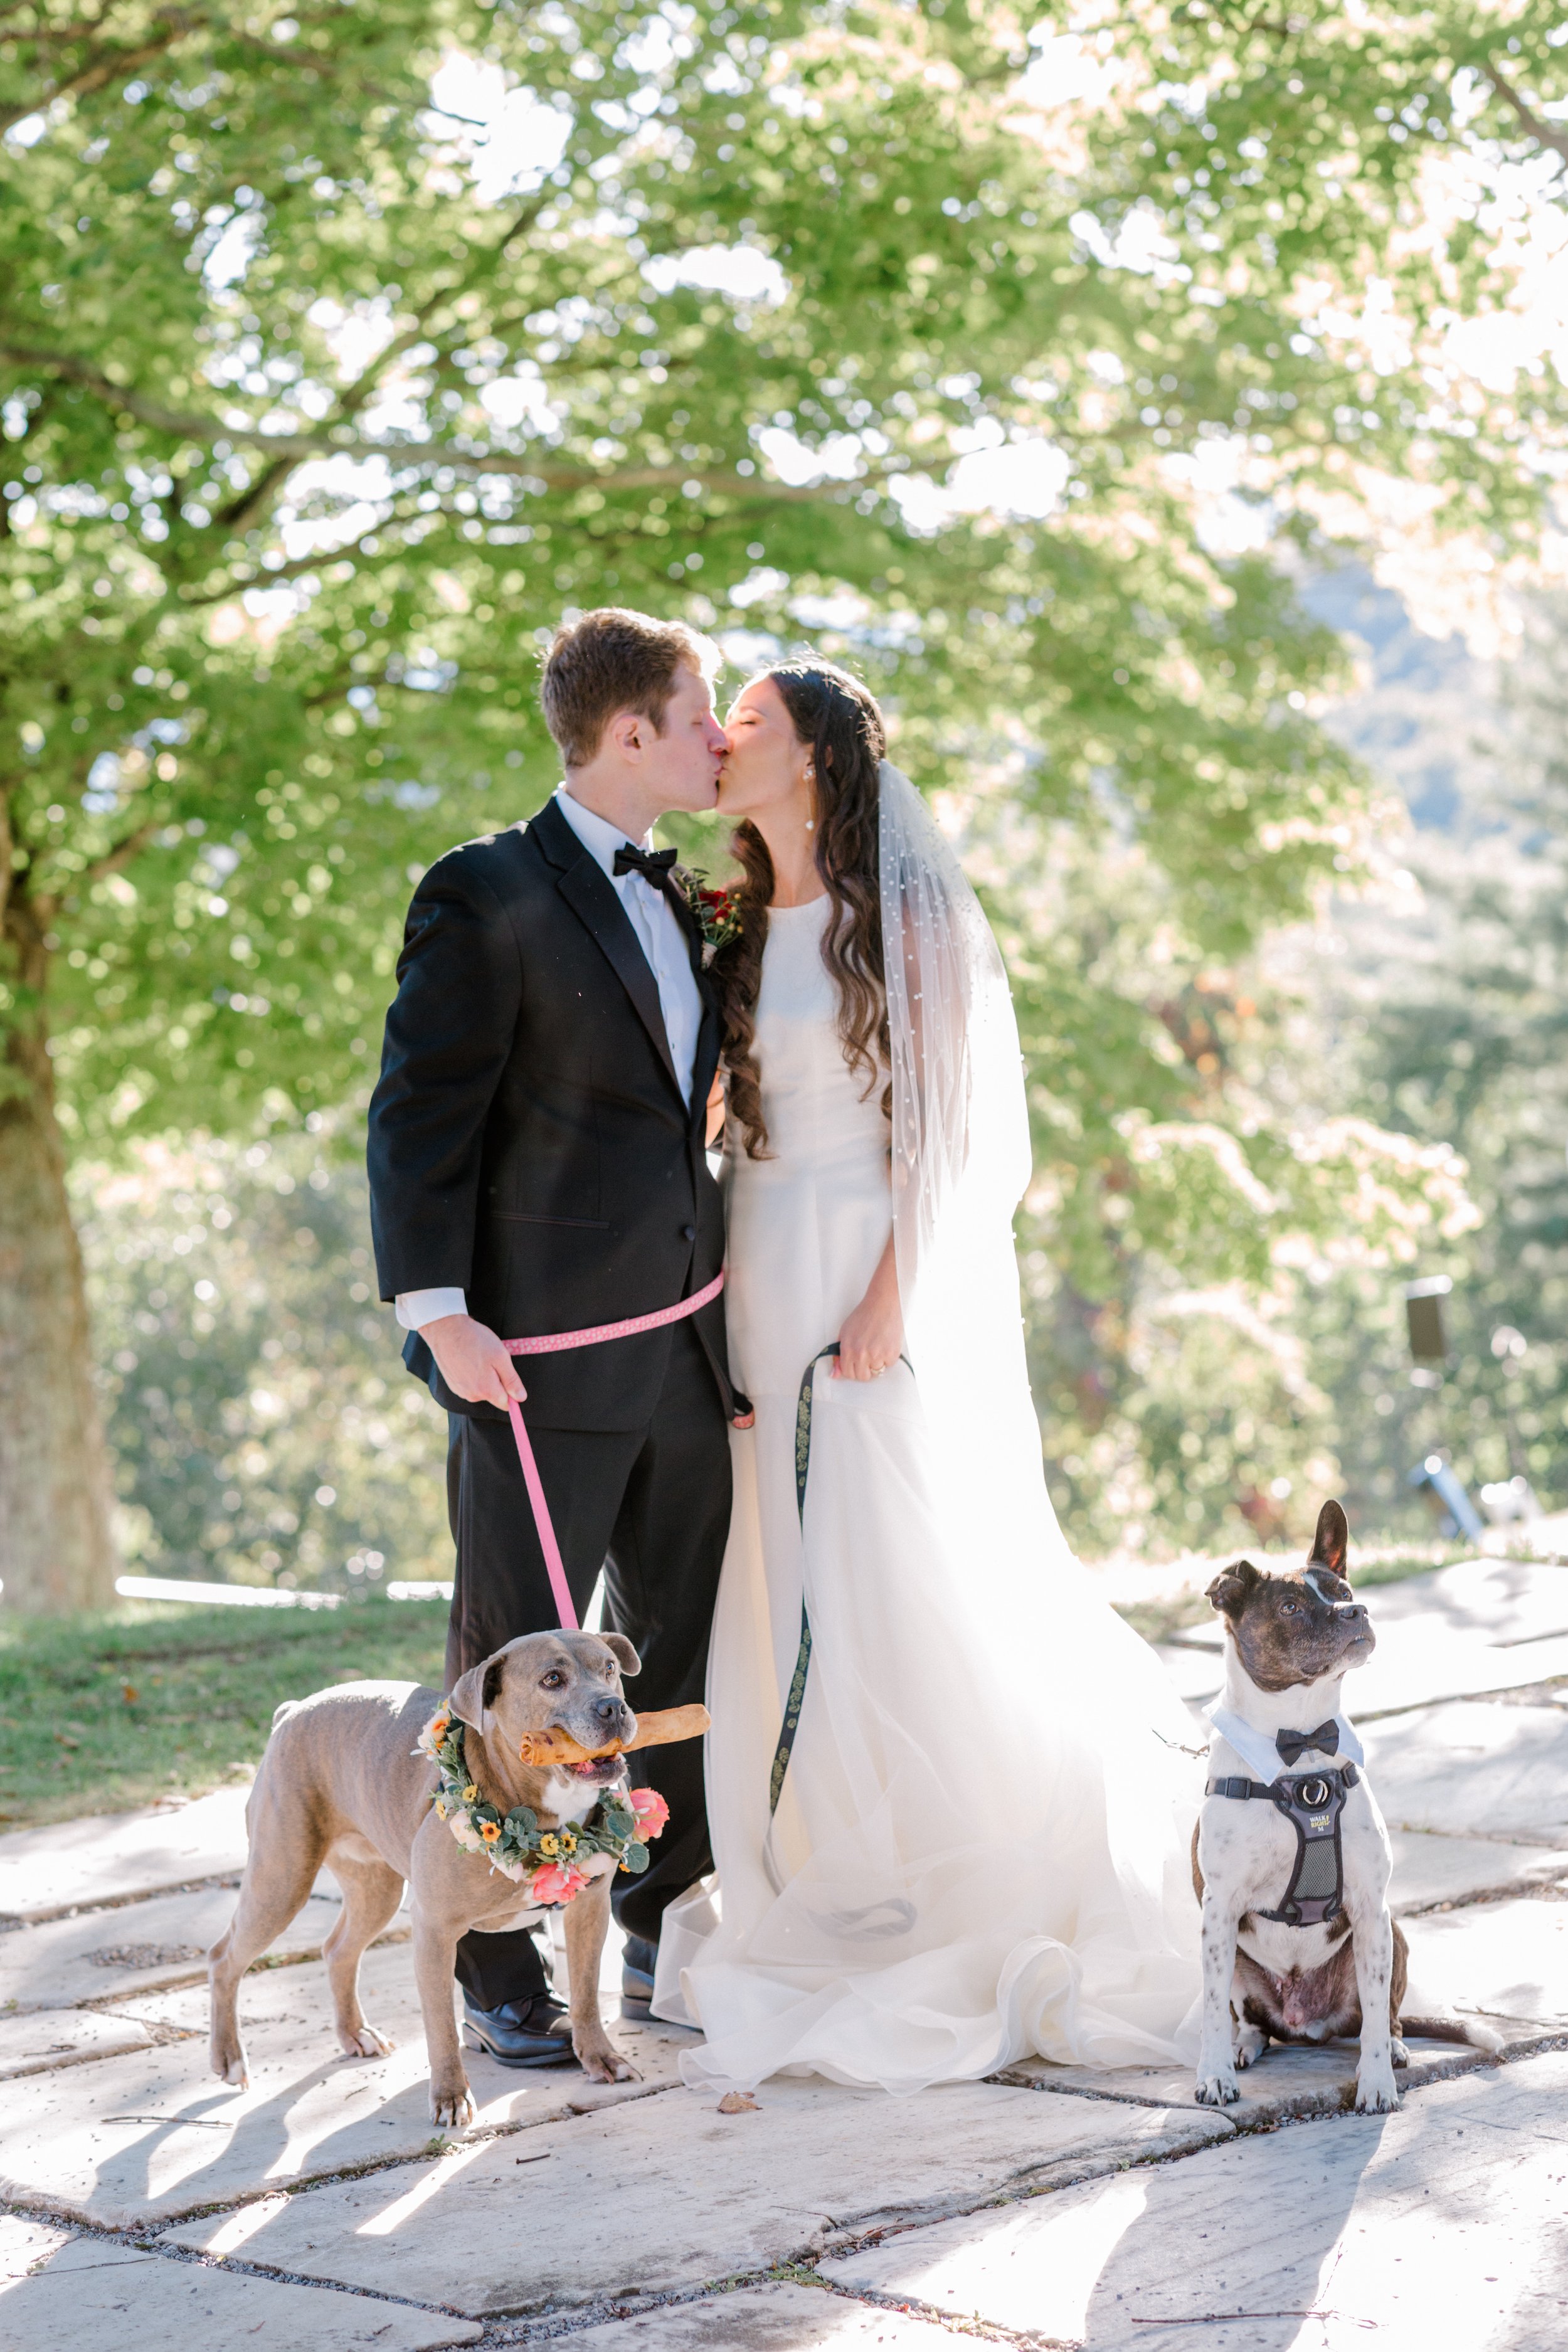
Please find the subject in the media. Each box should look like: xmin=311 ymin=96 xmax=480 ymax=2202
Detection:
xmin=499 ymin=1271 xmax=726 ymax=1630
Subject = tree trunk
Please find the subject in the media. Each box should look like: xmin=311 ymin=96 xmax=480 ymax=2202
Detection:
xmin=0 ymin=882 xmax=119 ymax=1611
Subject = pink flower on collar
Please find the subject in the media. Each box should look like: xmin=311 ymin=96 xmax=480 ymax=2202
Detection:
xmin=531 ymin=1860 xmax=591 ymax=1907
xmin=629 ymin=1787 xmax=670 ymax=1841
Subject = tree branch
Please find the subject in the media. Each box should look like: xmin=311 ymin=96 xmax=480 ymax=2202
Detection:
xmin=79 ymin=820 xmax=155 ymax=886
xmin=209 ymin=450 xmax=295 ymax=537
xmin=0 ymin=8 xmax=207 ymax=137
xmin=1482 ymin=60 xmax=1568 ymax=169
xmin=30 ymin=820 xmax=156 ymax=922
xmin=329 ymin=188 xmax=553 ymax=428
xmin=0 ymin=341 xmax=858 ymax=501
xmin=181 ymin=503 xmax=416 ymax=602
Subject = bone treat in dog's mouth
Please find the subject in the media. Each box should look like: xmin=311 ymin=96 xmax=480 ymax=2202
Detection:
xmin=515 ymin=1702 xmax=711 ymax=1770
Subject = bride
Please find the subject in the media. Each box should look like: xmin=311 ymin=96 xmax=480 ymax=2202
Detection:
xmin=652 ymin=659 xmax=1202 ymax=2092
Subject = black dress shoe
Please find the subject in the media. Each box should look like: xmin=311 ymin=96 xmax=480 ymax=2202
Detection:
xmin=461 ymin=1993 xmax=578 ymax=2068
xmin=621 ymin=1933 xmax=657 ymax=2021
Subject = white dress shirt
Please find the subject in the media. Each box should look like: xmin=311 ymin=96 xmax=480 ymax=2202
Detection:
xmin=396 ymin=787 xmax=702 ymax=1333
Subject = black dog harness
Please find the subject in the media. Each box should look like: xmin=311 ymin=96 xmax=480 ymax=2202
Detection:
xmin=1205 ymin=1762 xmax=1360 ymax=1927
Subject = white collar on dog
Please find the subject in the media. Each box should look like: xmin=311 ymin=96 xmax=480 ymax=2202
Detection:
xmin=1204 ymin=1703 xmax=1365 ymax=1788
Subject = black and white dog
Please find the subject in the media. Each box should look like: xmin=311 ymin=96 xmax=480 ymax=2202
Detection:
xmin=1193 ymin=1500 xmax=1495 ymax=2112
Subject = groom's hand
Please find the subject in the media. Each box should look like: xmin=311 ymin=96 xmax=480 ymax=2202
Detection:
xmin=421 ymin=1314 xmax=527 ymax=1409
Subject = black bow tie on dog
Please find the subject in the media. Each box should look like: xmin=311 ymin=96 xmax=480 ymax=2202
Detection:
xmin=1276 ymin=1720 xmax=1340 ymax=1767
xmin=613 ymin=843 xmax=679 ymax=885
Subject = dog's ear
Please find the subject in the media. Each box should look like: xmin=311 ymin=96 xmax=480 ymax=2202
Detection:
xmin=449 ymin=1651 xmax=507 ymax=1735
xmin=1207 ymin=1559 xmax=1262 ymax=1621
xmin=1308 ymin=1499 xmax=1350 ymax=1581
xmin=598 ymin=1632 xmax=641 ymax=1680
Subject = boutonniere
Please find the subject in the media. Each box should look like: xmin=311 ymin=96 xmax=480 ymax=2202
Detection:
xmin=675 ymin=868 xmax=743 ymax=968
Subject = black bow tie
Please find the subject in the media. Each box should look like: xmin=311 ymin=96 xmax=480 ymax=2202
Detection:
xmin=613 ymin=842 xmax=679 ymax=885
xmin=1276 ymin=1721 xmax=1340 ymax=1767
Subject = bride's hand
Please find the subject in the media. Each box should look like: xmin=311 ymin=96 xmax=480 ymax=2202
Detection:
xmin=834 ymin=1241 xmax=903 ymax=1382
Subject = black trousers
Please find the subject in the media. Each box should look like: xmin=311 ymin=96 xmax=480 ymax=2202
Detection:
xmin=445 ymin=1323 xmax=731 ymax=2013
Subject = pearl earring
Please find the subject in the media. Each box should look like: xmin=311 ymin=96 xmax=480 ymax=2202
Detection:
xmin=805 ymin=765 xmax=815 ymax=829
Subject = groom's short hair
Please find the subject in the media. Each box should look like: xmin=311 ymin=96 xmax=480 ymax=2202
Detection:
xmin=541 ymin=608 xmax=719 ymax=768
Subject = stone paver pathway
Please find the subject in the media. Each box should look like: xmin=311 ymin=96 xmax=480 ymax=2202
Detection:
xmin=1 ymin=1553 xmax=1565 ymax=2349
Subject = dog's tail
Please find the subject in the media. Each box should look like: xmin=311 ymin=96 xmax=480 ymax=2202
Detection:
xmin=1399 ymin=2011 xmax=1505 ymax=2055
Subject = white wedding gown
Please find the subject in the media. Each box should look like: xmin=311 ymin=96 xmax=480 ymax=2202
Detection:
xmin=654 ymin=894 xmax=1202 ymax=2093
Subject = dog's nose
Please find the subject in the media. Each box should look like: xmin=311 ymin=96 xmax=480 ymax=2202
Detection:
xmin=591 ymin=1695 xmax=625 ymax=1727
xmin=1337 ymin=1602 xmax=1369 ymax=1627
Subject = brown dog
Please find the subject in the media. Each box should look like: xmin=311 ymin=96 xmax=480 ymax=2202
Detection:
xmin=1192 ymin=1501 xmax=1496 ymax=2109
xmin=209 ymin=1629 xmax=646 ymax=2126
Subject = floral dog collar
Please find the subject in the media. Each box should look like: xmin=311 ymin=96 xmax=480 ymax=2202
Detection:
xmin=415 ymin=1705 xmax=668 ymax=1907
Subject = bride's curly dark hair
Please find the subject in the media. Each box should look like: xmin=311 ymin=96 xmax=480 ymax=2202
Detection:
xmin=714 ymin=660 xmax=889 ymax=1160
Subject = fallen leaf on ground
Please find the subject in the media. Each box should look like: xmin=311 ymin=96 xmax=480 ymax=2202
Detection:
xmin=717 ymin=2090 xmax=758 ymax=2113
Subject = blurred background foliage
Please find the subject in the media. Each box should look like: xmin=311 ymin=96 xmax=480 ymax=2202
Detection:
xmin=78 ymin=1123 xmax=449 ymax=1589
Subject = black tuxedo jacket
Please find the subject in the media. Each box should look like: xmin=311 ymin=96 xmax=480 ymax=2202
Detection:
xmin=367 ymin=796 xmax=736 ymax=1431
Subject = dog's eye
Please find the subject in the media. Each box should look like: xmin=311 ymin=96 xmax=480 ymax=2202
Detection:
xmin=541 ymin=1670 xmax=566 ymax=1689
xmin=1280 ymin=1599 xmax=1300 ymax=1615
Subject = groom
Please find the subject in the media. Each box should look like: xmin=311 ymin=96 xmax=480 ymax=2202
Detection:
xmin=367 ymin=608 xmax=743 ymax=2065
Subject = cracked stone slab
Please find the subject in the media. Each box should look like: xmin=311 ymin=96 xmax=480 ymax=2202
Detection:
xmin=1388 ymin=1828 xmax=1568 ymax=1914
xmin=0 ymin=2210 xmax=73 ymax=2279
xmin=0 ymin=2006 xmax=153 ymax=2080
xmin=1355 ymin=1630 xmax=1568 ymax=1717
xmin=826 ymin=2048 xmax=1568 ymax=2350
xmin=1361 ymin=1702 xmax=1568 ymax=1843
xmin=0 ymin=1942 xmax=681 ymax=2227
xmin=0 ymin=2225 xmax=481 ymax=2349
xmin=0 ymin=1784 xmax=253 ymax=1926
xmin=1367 ymin=1555 xmax=1568 ymax=1645
xmin=1406 ymin=1896 xmax=1568 ymax=2025
xmin=995 ymin=1899 xmax=1568 ymax=2116
xmin=556 ymin=2282 xmax=963 ymax=2347
xmin=990 ymin=2025 xmax=1522 ymax=2121
xmin=109 ymin=1942 xmax=693 ymax=2071
xmin=0 ymin=1882 xmax=358 ymax=2011
xmin=169 ymin=2077 xmax=1232 ymax=2318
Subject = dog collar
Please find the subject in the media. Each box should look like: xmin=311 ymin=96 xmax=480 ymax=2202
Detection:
xmin=1204 ymin=1703 xmax=1364 ymax=1790
xmin=413 ymin=1706 xmax=667 ymax=1903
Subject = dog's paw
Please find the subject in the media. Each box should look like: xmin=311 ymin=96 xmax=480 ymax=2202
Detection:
xmin=1234 ymin=2024 xmax=1268 ymax=2071
xmin=429 ymin=2081 xmax=475 ymax=2130
xmin=1194 ymin=2070 xmax=1241 ymax=2107
xmin=575 ymin=2034 xmax=639 ymax=2085
xmin=1391 ymin=2036 xmax=1408 ymax=2070
xmin=211 ymin=2047 xmax=249 ymax=2089
xmin=1354 ymin=2066 xmax=1401 ymax=2115
xmin=342 ymin=2021 xmax=395 ymax=2060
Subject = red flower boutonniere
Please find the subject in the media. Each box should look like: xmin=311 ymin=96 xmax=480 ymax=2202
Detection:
xmin=676 ymin=869 xmax=744 ymax=967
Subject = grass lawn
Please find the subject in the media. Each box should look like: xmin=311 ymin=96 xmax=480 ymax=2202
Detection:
xmin=0 ymin=1597 xmax=448 ymax=1830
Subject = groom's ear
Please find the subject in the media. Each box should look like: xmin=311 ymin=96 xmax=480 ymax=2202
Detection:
xmin=603 ymin=708 xmax=648 ymax=763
